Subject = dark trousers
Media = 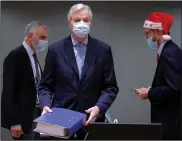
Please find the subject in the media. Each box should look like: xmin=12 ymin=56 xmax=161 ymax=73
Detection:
xmin=33 ymin=105 xmax=41 ymax=140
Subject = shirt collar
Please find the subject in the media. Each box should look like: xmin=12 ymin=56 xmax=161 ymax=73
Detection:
xmin=158 ymin=41 xmax=167 ymax=56
xmin=71 ymin=34 xmax=88 ymax=46
xmin=23 ymin=41 xmax=35 ymax=57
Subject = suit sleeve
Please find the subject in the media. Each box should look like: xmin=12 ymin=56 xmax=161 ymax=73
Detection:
xmin=1 ymin=53 xmax=21 ymax=128
xmin=148 ymin=55 xmax=181 ymax=103
xmin=95 ymin=46 xmax=119 ymax=115
xmin=38 ymin=47 xmax=55 ymax=109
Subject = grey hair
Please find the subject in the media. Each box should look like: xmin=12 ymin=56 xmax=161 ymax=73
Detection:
xmin=24 ymin=21 xmax=47 ymax=37
xmin=67 ymin=3 xmax=93 ymax=20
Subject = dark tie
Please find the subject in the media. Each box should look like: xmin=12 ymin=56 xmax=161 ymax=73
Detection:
xmin=33 ymin=53 xmax=41 ymax=104
xmin=157 ymin=54 xmax=160 ymax=63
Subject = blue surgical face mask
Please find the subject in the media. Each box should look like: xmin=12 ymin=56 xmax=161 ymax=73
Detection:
xmin=147 ymin=37 xmax=158 ymax=50
xmin=35 ymin=40 xmax=48 ymax=52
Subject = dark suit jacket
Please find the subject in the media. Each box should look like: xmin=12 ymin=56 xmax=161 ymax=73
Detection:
xmin=148 ymin=40 xmax=181 ymax=139
xmin=38 ymin=35 xmax=119 ymax=119
xmin=1 ymin=45 xmax=41 ymax=133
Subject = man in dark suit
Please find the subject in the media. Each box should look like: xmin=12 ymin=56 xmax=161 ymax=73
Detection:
xmin=1 ymin=21 xmax=48 ymax=140
xmin=136 ymin=12 xmax=181 ymax=140
xmin=38 ymin=3 xmax=119 ymax=139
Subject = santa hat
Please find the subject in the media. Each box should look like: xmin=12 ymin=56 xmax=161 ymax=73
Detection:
xmin=143 ymin=12 xmax=174 ymax=41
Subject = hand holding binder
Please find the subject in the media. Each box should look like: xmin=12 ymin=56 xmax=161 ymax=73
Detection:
xmin=85 ymin=106 xmax=100 ymax=126
xmin=41 ymin=106 xmax=53 ymax=115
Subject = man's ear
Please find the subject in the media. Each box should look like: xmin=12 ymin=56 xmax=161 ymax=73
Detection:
xmin=155 ymin=29 xmax=163 ymax=35
xmin=68 ymin=18 xmax=72 ymax=29
xmin=89 ymin=21 xmax=92 ymax=27
xmin=28 ymin=32 xmax=33 ymax=40
xmin=156 ymin=30 xmax=164 ymax=36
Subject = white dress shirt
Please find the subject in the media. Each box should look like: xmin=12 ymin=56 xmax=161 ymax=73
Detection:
xmin=23 ymin=41 xmax=41 ymax=80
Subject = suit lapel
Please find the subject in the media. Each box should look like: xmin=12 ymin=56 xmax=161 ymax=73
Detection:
xmin=20 ymin=45 xmax=35 ymax=85
xmin=62 ymin=35 xmax=96 ymax=80
xmin=81 ymin=36 xmax=96 ymax=80
xmin=152 ymin=62 xmax=159 ymax=87
xmin=152 ymin=40 xmax=170 ymax=87
xmin=63 ymin=36 xmax=79 ymax=77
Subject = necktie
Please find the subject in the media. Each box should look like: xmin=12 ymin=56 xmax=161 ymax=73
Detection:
xmin=33 ymin=53 xmax=41 ymax=104
xmin=157 ymin=54 xmax=160 ymax=63
xmin=75 ymin=43 xmax=86 ymax=79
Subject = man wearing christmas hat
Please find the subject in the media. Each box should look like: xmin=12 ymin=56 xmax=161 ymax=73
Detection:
xmin=135 ymin=12 xmax=181 ymax=139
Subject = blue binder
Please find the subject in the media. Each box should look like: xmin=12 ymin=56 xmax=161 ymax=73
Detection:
xmin=34 ymin=108 xmax=87 ymax=138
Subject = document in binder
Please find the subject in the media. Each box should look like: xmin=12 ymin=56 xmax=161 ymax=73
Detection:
xmin=33 ymin=108 xmax=87 ymax=139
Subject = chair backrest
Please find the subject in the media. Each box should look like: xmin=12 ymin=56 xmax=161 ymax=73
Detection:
xmin=105 ymin=110 xmax=119 ymax=123
xmin=105 ymin=110 xmax=112 ymax=123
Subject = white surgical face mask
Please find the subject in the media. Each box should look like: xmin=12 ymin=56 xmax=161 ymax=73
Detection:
xmin=72 ymin=20 xmax=90 ymax=38
xmin=34 ymin=40 xmax=48 ymax=52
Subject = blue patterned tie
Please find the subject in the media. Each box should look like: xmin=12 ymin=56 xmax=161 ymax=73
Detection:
xmin=75 ymin=43 xmax=86 ymax=79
